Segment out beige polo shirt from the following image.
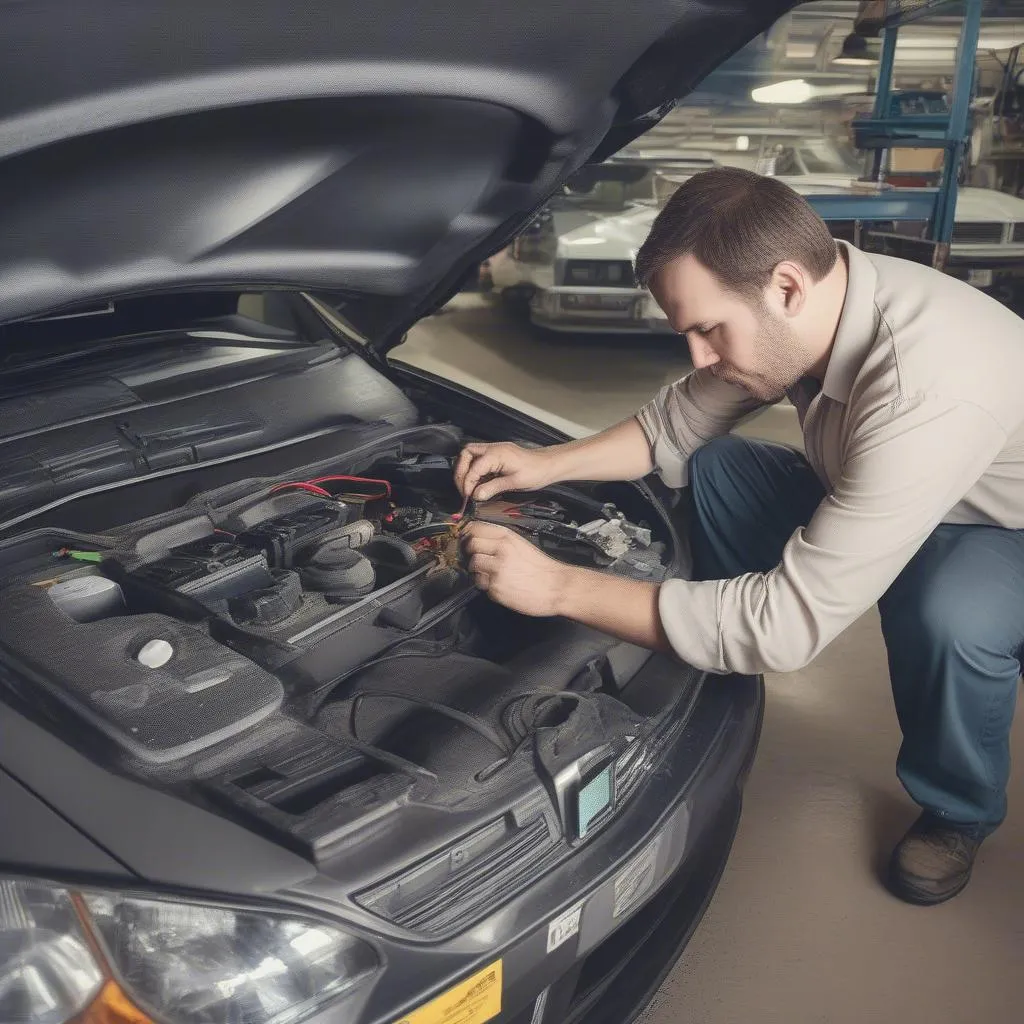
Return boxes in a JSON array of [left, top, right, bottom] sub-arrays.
[[635, 241, 1024, 675]]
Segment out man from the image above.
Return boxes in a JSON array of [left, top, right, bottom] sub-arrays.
[[456, 166, 1024, 906]]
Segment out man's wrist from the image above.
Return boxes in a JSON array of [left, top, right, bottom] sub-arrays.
[[552, 563, 595, 619], [538, 444, 573, 487]]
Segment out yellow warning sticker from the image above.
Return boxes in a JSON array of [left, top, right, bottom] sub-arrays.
[[394, 960, 503, 1024]]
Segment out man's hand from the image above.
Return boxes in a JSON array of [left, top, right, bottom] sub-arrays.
[[453, 419, 655, 502], [454, 442, 555, 502], [462, 521, 571, 616], [462, 521, 672, 653]]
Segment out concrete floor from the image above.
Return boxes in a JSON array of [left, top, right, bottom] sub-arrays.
[[400, 296, 1024, 1024]]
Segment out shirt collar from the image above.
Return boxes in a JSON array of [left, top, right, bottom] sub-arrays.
[[820, 240, 879, 404]]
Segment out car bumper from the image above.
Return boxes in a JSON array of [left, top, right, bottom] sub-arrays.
[[945, 252, 1024, 290], [534, 674, 762, 1024], [529, 287, 677, 334], [318, 667, 763, 1024]]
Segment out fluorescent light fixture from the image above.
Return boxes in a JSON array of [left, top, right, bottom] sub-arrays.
[[736, 135, 750, 151], [751, 78, 813, 104], [751, 78, 869, 105]]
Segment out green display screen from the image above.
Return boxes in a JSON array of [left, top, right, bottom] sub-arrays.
[[577, 765, 613, 838]]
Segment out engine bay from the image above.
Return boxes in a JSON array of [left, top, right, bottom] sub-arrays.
[[0, 435, 683, 863]]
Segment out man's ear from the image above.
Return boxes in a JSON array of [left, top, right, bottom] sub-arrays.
[[768, 260, 808, 319]]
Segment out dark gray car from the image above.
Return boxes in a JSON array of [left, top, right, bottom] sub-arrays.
[[0, 2, 796, 1023]]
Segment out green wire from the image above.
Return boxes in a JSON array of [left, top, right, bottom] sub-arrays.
[[53, 548, 104, 563]]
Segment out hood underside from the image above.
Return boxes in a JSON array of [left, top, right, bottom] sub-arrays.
[[0, 0, 796, 349]]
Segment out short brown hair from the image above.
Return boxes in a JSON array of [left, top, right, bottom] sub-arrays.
[[634, 167, 838, 295]]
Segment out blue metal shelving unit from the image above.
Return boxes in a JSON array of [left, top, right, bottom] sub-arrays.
[[803, 0, 984, 270]]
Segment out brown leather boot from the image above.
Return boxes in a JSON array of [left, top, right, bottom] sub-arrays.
[[887, 813, 984, 906]]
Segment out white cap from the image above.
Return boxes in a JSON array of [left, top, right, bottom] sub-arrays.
[[137, 638, 174, 669]]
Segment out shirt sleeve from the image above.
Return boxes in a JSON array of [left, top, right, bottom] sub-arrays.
[[635, 368, 764, 488], [657, 394, 1009, 674]]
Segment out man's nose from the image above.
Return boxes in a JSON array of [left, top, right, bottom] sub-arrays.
[[687, 334, 720, 369]]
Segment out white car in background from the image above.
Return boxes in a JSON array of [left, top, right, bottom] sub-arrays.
[[484, 154, 714, 334], [487, 140, 1024, 334]]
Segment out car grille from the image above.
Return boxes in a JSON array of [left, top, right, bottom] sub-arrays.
[[615, 739, 655, 801], [951, 222, 1005, 244], [355, 814, 564, 936], [504, 791, 744, 1024], [1013, 223, 1024, 243], [563, 259, 636, 288]]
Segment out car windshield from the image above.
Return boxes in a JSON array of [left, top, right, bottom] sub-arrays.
[[0, 291, 320, 374], [797, 140, 863, 175], [652, 172, 690, 207]]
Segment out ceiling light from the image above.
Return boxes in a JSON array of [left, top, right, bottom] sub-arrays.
[[750, 78, 868, 105], [833, 33, 879, 66], [751, 79, 814, 104]]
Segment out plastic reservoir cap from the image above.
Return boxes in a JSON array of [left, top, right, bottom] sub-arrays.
[[47, 575, 125, 622], [137, 638, 174, 669]]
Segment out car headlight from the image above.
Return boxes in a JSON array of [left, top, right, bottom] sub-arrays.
[[0, 878, 379, 1024]]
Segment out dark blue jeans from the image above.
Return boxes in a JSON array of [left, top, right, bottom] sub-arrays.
[[688, 435, 1024, 834]]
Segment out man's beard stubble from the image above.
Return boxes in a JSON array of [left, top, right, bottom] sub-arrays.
[[711, 306, 813, 404]]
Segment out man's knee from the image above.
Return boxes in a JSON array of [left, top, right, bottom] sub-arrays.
[[687, 436, 817, 580], [898, 586, 969, 652], [688, 436, 758, 543], [689, 435, 755, 486], [688, 435, 763, 512], [885, 565, 1021, 660]]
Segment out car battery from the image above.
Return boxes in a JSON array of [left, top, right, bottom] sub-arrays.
[[236, 501, 350, 568], [131, 536, 272, 604]]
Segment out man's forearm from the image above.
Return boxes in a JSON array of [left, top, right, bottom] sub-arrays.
[[543, 416, 654, 485], [554, 564, 672, 653]]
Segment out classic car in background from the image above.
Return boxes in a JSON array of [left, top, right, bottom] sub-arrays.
[[482, 156, 708, 334], [484, 139, 1024, 335]]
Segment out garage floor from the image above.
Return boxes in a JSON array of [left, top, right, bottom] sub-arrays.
[[399, 296, 1024, 1024]]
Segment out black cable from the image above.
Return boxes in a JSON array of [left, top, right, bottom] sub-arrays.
[[311, 719, 437, 782], [309, 634, 461, 714], [502, 690, 585, 744], [348, 689, 512, 755], [399, 522, 457, 542], [309, 584, 479, 711], [478, 690, 591, 783]]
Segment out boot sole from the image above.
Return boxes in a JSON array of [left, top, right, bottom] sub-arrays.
[[886, 863, 972, 906]]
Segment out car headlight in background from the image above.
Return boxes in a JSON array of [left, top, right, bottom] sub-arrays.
[[562, 260, 635, 287], [511, 211, 556, 264], [1, 878, 379, 1024]]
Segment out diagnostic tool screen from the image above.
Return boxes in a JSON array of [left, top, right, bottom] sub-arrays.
[[577, 764, 613, 838]]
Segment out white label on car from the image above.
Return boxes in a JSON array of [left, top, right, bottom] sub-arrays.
[[546, 900, 584, 953], [530, 987, 549, 1024], [612, 834, 662, 919]]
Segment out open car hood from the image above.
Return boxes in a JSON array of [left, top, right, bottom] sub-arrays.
[[0, 0, 796, 352]]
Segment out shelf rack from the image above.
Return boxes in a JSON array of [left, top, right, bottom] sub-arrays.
[[803, 0, 984, 270]]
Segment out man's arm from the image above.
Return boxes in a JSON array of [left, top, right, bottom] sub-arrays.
[[467, 395, 1009, 676], [542, 416, 656, 483], [656, 396, 1008, 674], [461, 520, 671, 651], [453, 417, 652, 502], [634, 367, 764, 488], [456, 368, 763, 500], [555, 568, 672, 653]]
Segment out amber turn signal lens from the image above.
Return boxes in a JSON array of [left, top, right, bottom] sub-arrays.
[[74, 980, 155, 1024]]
